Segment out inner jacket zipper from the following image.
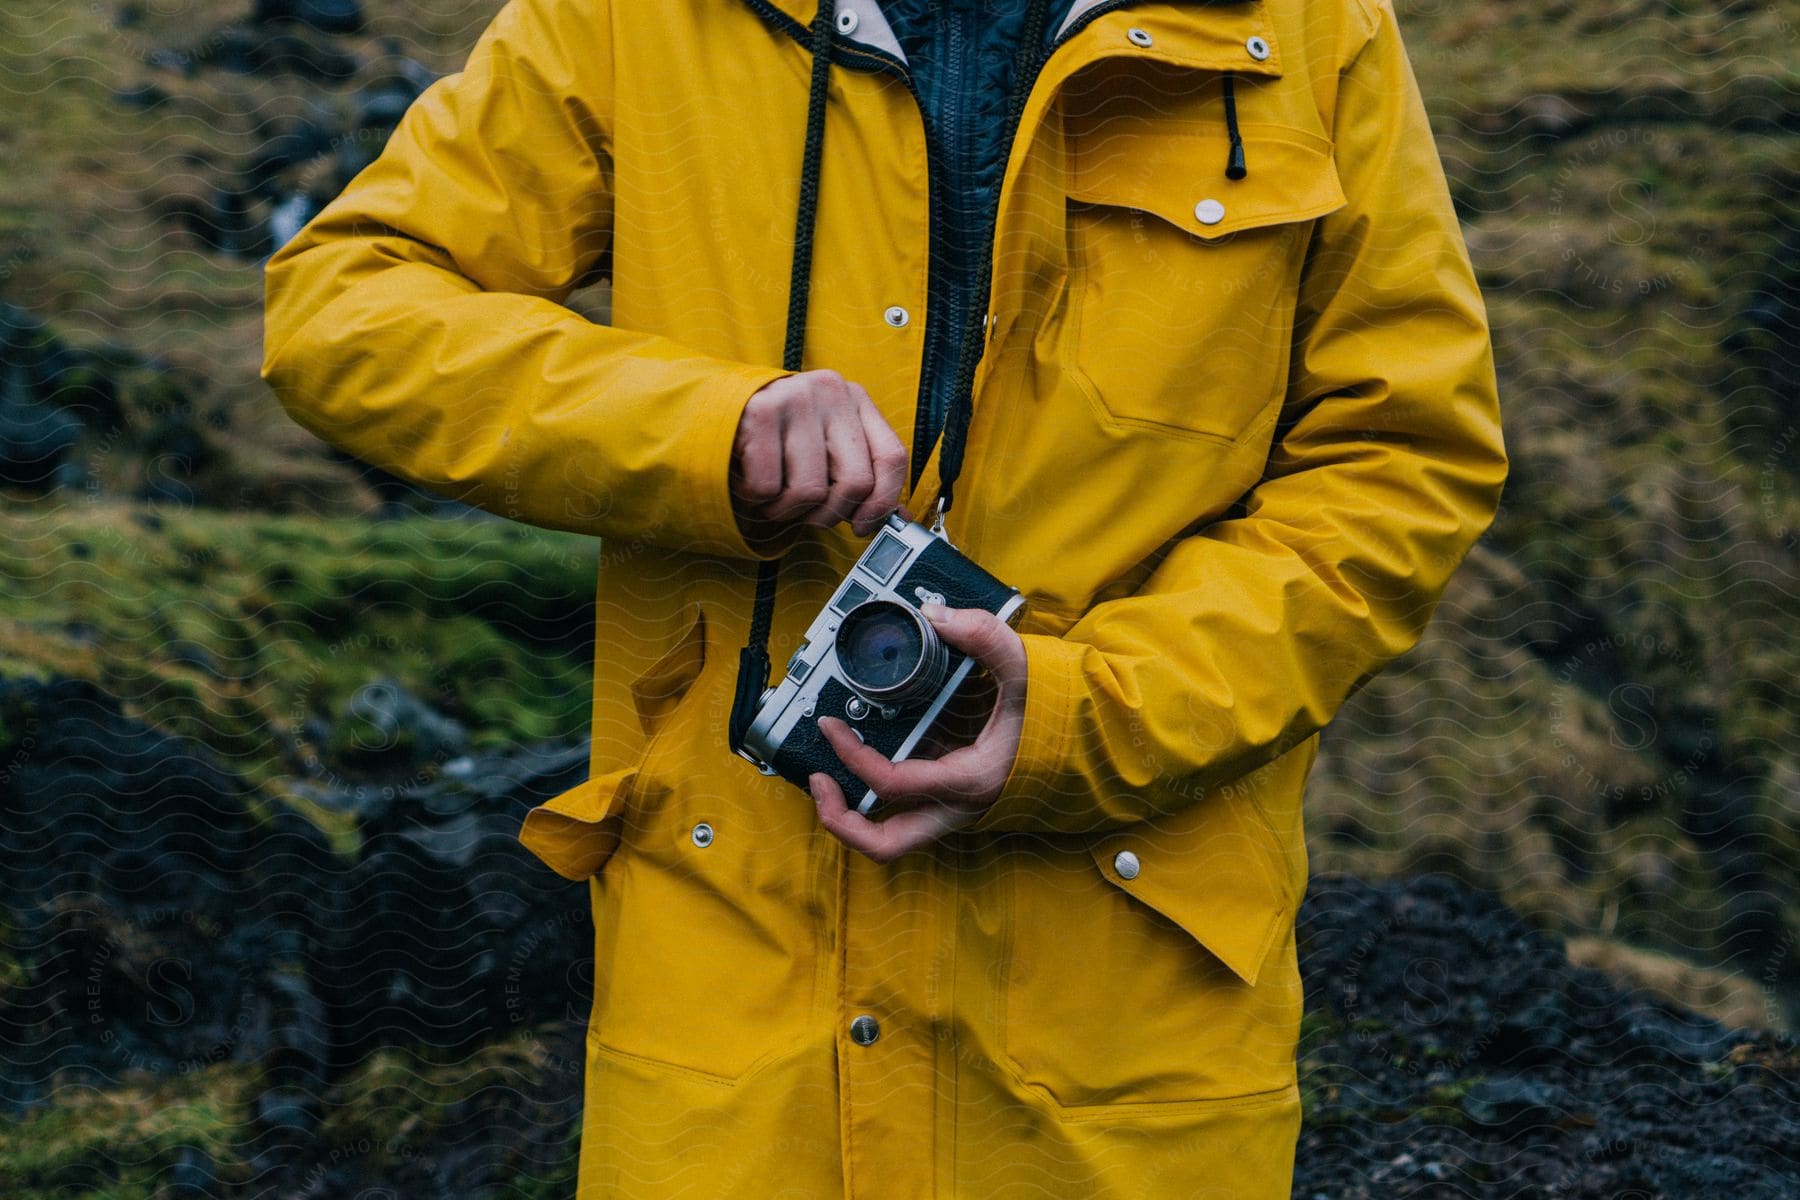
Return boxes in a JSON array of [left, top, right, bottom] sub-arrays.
[[910, 1, 974, 491]]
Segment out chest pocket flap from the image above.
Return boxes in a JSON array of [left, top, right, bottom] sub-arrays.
[[1066, 118, 1346, 240]]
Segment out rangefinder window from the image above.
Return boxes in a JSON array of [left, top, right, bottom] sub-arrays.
[[831, 579, 873, 614], [860, 531, 910, 583]]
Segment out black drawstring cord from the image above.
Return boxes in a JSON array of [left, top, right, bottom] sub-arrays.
[[782, 6, 836, 375], [1222, 71, 1247, 180], [730, 4, 837, 755]]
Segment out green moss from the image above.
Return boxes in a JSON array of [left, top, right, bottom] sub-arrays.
[[0, 502, 597, 800], [0, 1066, 255, 1197], [494, 1118, 582, 1200], [317, 1033, 578, 1188]]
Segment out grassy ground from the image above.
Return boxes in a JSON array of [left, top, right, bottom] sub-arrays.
[[0, 13, 1793, 1193]]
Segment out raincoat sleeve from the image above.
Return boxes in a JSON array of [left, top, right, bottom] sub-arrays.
[[260, 0, 793, 559], [971, 0, 1508, 834]]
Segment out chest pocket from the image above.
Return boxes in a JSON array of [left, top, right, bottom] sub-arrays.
[[1058, 79, 1347, 446]]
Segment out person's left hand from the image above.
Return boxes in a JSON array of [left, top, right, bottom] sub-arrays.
[[810, 603, 1027, 863]]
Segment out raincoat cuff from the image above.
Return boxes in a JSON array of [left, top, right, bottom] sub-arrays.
[[684, 363, 801, 561], [968, 631, 1084, 834]]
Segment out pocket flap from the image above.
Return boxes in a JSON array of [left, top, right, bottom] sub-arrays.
[[1087, 819, 1293, 987], [518, 767, 633, 881], [1067, 121, 1346, 241], [629, 607, 707, 732]]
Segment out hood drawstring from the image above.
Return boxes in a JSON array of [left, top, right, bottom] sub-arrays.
[[783, 5, 837, 375], [730, 3, 837, 756], [1222, 72, 1247, 180]]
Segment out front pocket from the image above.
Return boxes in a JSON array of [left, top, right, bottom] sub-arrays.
[[586, 604, 821, 1084], [1002, 829, 1299, 1110], [1058, 69, 1346, 445], [516, 605, 708, 881]]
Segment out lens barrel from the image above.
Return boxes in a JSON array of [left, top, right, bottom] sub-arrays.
[[836, 600, 948, 704]]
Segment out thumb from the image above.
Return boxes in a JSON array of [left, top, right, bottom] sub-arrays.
[[921, 603, 1024, 682]]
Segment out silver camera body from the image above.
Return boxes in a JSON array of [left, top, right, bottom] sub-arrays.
[[737, 513, 1024, 814]]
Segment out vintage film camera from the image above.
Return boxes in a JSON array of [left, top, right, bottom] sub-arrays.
[[736, 513, 1025, 814]]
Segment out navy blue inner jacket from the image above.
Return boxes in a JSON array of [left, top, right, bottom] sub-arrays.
[[878, 0, 1079, 485]]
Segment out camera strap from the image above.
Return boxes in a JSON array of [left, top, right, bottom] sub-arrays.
[[729, 0, 1057, 754]]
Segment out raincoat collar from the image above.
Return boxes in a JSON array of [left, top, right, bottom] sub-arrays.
[[743, 0, 1285, 81]]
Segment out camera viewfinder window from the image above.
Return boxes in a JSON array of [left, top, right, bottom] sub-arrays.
[[861, 532, 910, 583]]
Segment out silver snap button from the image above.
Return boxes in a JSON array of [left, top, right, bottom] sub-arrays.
[[1193, 198, 1226, 226], [849, 1014, 880, 1045], [883, 304, 910, 328], [1126, 26, 1153, 47], [836, 8, 859, 35], [1113, 850, 1141, 880], [845, 696, 869, 719], [1246, 35, 1271, 61], [691, 822, 715, 848]]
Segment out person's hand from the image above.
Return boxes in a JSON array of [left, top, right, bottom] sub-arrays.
[[730, 369, 908, 541], [810, 603, 1028, 863]]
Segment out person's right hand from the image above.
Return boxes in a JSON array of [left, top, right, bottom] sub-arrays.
[[729, 369, 909, 541]]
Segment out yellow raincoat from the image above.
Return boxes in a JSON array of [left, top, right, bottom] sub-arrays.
[[263, 0, 1506, 1194]]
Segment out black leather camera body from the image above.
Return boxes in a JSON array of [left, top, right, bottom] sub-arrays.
[[736, 513, 1024, 814]]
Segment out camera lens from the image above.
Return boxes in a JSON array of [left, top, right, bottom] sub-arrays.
[[836, 600, 947, 703]]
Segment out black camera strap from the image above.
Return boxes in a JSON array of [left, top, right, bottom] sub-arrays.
[[729, 0, 1056, 754]]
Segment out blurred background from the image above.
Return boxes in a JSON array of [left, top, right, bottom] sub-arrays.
[[0, 0, 1794, 1196]]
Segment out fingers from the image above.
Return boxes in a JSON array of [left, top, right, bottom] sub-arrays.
[[810, 399, 875, 530], [728, 369, 906, 537], [729, 393, 784, 510], [850, 383, 907, 536], [762, 406, 830, 524], [810, 771, 975, 864], [808, 606, 1030, 859], [818, 715, 990, 809]]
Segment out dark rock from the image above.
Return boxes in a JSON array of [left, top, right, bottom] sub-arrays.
[[0, 676, 255, 913], [0, 307, 174, 494], [1, 674, 593, 1111], [251, 0, 366, 36], [114, 81, 170, 110], [0, 390, 83, 489], [1459, 1076, 1566, 1127], [249, 121, 334, 185], [397, 810, 485, 867], [132, 385, 220, 504], [197, 23, 360, 82], [255, 1086, 318, 1136], [165, 1147, 221, 1199], [266, 191, 322, 253], [1293, 875, 1792, 1200], [0, 306, 122, 490], [183, 186, 266, 258], [351, 84, 414, 132], [329, 675, 469, 777]]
